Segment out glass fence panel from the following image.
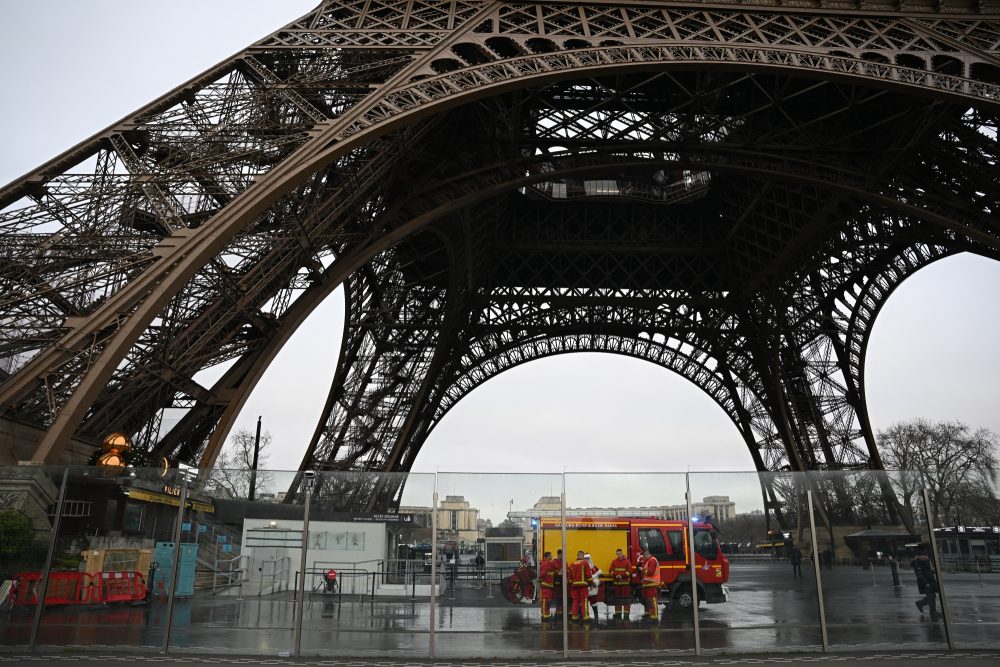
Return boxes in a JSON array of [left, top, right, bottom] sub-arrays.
[[431, 473, 563, 659], [691, 471, 823, 654], [812, 470, 947, 651], [158, 467, 304, 656], [564, 472, 694, 656], [29, 465, 189, 651], [295, 471, 435, 658], [929, 467, 999, 649], [4, 465, 995, 656], [0, 465, 66, 649]]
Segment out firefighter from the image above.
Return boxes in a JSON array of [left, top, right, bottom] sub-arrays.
[[568, 550, 594, 621], [538, 551, 557, 620], [631, 550, 643, 606], [610, 547, 633, 620], [551, 549, 564, 616], [641, 546, 661, 621]]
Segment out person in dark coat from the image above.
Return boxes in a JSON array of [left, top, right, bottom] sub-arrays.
[[789, 546, 804, 578], [911, 549, 939, 620]]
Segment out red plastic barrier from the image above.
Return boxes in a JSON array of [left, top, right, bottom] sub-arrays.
[[9, 571, 146, 606], [95, 571, 146, 603], [9, 571, 87, 606]]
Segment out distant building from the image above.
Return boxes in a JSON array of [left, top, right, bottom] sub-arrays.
[[663, 496, 736, 522], [509, 495, 736, 525], [400, 494, 481, 551], [398, 505, 433, 528]]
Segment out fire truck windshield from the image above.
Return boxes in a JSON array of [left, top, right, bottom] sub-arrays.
[[694, 529, 719, 560]]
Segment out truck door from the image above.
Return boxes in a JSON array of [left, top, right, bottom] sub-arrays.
[[665, 530, 685, 563], [693, 528, 720, 560], [637, 528, 668, 562]]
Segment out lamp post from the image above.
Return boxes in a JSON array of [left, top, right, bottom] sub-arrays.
[[249, 416, 261, 502]]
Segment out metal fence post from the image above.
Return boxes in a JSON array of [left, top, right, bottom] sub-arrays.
[[922, 488, 954, 649], [293, 475, 313, 656], [806, 489, 829, 652], [561, 473, 568, 659], [161, 478, 188, 654], [685, 473, 701, 655], [28, 466, 69, 651], [429, 487, 438, 658]]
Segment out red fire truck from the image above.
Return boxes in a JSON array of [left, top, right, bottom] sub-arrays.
[[536, 517, 730, 610]]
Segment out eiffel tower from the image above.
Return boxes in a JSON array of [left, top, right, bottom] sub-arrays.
[[1, 1, 998, 511]]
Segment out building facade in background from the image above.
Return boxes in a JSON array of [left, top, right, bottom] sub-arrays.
[[508, 495, 736, 531]]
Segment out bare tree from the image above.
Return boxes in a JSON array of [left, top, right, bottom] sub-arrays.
[[721, 511, 768, 550], [207, 429, 273, 499], [878, 419, 999, 526]]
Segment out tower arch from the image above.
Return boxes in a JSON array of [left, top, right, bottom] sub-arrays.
[[0, 2, 995, 503]]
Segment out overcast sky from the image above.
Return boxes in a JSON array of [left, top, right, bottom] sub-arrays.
[[2, 2, 998, 520]]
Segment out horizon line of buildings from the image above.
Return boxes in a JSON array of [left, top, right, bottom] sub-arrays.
[[398, 494, 738, 550]]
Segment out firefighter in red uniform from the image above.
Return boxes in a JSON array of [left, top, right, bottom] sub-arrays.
[[551, 549, 564, 616], [569, 550, 594, 621], [609, 548, 633, 620], [538, 551, 557, 620], [641, 546, 661, 620]]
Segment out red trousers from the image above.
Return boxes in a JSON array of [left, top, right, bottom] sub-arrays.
[[540, 585, 555, 618], [570, 586, 590, 619], [642, 586, 659, 619], [612, 583, 631, 613]]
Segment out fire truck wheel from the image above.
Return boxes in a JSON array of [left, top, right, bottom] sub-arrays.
[[671, 584, 695, 611]]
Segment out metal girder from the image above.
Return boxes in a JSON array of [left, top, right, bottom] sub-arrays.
[[0, 1, 996, 525]]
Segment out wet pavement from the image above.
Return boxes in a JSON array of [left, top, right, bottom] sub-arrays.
[[5, 651, 1000, 666], [1, 561, 996, 658]]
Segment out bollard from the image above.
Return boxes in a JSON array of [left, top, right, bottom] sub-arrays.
[[891, 559, 901, 587], [871, 562, 878, 587]]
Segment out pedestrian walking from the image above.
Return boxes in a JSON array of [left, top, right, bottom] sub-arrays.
[[911, 549, 939, 620], [474, 550, 485, 587], [790, 545, 804, 578]]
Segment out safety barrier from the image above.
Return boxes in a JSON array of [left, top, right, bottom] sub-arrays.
[[8, 571, 147, 606], [96, 570, 147, 603]]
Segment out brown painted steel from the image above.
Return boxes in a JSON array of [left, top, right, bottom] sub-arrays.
[[0, 2, 998, 519]]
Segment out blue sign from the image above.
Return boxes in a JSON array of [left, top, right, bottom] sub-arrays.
[[217, 535, 227, 543], [198, 525, 207, 534], [181, 522, 191, 531], [222, 544, 233, 553]]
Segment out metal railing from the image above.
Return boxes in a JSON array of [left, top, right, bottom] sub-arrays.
[[257, 556, 291, 595], [211, 554, 248, 594], [293, 567, 376, 602]]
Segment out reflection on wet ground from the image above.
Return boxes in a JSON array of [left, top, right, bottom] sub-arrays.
[[1, 562, 995, 657]]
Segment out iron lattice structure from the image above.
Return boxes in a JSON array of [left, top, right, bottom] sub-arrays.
[[1, 1, 999, 512]]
